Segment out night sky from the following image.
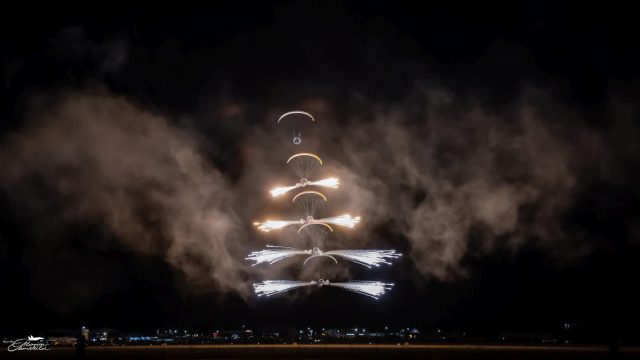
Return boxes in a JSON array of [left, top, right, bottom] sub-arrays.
[[2, 1, 640, 338]]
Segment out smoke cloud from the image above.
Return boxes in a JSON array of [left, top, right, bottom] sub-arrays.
[[0, 91, 252, 310], [318, 87, 603, 280]]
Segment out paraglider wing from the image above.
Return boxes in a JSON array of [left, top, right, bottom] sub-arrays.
[[292, 190, 328, 203], [287, 152, 323, 165], [277, 111, 315, 124], [297, 221, 334, 233]]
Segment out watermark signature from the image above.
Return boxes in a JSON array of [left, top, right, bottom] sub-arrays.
[[7, 336, 49, 352]]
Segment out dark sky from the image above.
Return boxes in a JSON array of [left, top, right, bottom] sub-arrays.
[[1, 1, 640, 337]]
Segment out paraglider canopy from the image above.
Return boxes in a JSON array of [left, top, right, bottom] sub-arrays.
[[292, 190, 328, 217], [277, 111, 315, 145], [286, 152, 323, 179]]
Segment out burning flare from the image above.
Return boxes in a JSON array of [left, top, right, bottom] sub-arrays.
[[254, 220, 302, 232], [317, 214, 360, 228], [254, 215, 360, 233]]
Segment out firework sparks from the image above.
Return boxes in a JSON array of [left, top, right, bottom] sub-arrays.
[[254, 220, 302, 232], [308, 177, 339, 188], [246, 245, 311, 265], [269, 177, 339, 197], [269, 185, 299, 197], [307, 249, 402, 268], [247, 246, 401, 268], [327, 281, 394, 299], [253, 280, 313, 297], [315, 214, 360, 228], [255, 215, 359, 233], [253, 279, 394, 299]]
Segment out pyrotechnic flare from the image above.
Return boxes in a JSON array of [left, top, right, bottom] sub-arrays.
[[270, 177, 339, 197], [253, 220, 302, 232], [318, 214, 361, 228], [254, 214, 360, 233], [253, 279, 393, 299], [246, 246, 401, 268]]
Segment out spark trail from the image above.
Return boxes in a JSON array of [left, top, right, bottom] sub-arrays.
[[253, 280, 394, 299], [254, 214, 360, 233], [246, 246, 401, 268]]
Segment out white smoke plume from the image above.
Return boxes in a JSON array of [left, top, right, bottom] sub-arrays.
[[0, 90, 252, 310]]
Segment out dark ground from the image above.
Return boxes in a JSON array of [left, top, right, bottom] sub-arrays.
[[2, 344, 640, 359]]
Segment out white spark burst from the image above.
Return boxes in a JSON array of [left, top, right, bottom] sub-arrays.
[[327, 281, 394, 299], [246, 246, 401, 268], [308, 249, 402, 268], [252, 279, 394, 299], [269, 177, 339, 197], [246, 246, 311, 265], [253, 280, 313, 297], [255, 214, 360, 233]]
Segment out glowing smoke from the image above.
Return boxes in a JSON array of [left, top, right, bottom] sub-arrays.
[[0, 91, 252, 310]]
